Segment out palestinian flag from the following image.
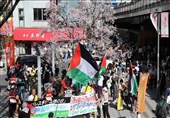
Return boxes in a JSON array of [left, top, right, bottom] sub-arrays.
[[129, 62, 138, 96], [67, 43, 99, 86], [25, 102, 36, 116], [99, 54, 107, 75]]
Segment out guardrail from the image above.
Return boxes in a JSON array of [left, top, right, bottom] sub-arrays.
[[114, 0, 170, 19]]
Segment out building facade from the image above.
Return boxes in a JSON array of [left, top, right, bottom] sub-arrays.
[[13, 0, 50, 57], [13, 0, 85, 58]]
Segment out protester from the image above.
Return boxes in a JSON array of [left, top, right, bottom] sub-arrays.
[[167, 94, 170, 107], [42, 63, 52, 85], [102, 87, 110, 118], [81, 83, 95, 96], [48, 112, 55, 118], [15, 94, 21, 112], [13, 111, 19, 118], [117, 79, 124, 110], [61, 77, 69, 95], [45, 87, 54, 101], [52, 78, 61, 97], [27, 88, 38, 102], [155, 95, 169, 118], [81, 82, 95, 118], [30, 78, 37, 92], [97, 75, 104, 98], [19, 102, 30, 118], [106, 72, 112, 97], [17, 72, 26, 101]]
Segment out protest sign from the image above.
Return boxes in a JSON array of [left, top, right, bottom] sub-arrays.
[[64, 90, 73, 97], [27, 95, 97, 117], [27, 97, 71, 118], [69, 94, 97, 116]]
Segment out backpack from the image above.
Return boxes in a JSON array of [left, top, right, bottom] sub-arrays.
[[156, 100, 168, 117]]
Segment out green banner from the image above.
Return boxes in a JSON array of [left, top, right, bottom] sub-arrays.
[[28, 95, 97, 118]]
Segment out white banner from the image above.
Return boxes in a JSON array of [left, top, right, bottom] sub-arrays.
[[150, 13, 158, 31], [161, 12, 169, 37]]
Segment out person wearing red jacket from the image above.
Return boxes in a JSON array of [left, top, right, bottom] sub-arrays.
[[61, 78, 69, 95]]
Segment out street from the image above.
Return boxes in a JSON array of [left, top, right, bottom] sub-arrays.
[[0, 67, 157, 118], [0, 64, 157, 118], [0, 75, 157, 118]]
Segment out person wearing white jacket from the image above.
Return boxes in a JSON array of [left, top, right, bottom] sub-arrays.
[[106, 72, 114, 97]]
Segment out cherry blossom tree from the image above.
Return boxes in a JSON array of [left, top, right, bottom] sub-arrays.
[[43, 0, 117, 62]]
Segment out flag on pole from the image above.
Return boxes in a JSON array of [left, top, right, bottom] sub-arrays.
[[150, 13, 158, 31], [161, 12, 169, 37], [99, 54, 107, 76], [129, 62, 138, 96], [67, 43, 99, 86]]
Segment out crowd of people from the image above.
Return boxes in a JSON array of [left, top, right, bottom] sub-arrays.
[[5, 39, 170, 118]]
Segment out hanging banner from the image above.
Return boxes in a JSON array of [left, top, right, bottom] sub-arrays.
[[161, 12, 169, 37], [4, 36, 15, 68], [150, 13, 158, 31], [137, 73, 149, 112], [69, 94, 97, 116]]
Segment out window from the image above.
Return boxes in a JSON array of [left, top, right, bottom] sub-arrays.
[[33, 8, 47, 21], [18, 8, 24, 27]]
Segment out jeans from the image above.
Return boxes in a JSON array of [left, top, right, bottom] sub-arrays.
[[18, 86, 25, 100]]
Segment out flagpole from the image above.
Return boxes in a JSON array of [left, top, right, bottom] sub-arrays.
[[157, 12, 160, 99]]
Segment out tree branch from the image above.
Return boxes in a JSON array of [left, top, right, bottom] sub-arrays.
[[0, 0, 20, 28]]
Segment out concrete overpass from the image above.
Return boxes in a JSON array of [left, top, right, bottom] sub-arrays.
[[114, 0, 170, 46]]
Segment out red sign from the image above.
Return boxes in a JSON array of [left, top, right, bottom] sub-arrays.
[[4, 36, 15, 67], [14, 28, 86, 41]]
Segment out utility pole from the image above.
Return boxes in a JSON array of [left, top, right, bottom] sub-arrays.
[[35, 44, 41, 98], [156, 9, 161, 99], [50, 0, 56, 77], [52, 44, 55, 76]]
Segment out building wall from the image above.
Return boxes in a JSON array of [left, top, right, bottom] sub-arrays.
[[13, 0, 49, 28]]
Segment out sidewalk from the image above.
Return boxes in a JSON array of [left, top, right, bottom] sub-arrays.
[[107, 88, 157, 118], [142, 88, 157, 117]]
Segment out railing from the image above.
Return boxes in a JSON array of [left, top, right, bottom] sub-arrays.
[[114, 0, 170, 18]]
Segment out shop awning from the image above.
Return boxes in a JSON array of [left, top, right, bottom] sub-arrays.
[[13, 28, 86, 41]]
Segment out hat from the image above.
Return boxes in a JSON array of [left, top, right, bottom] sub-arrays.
[[103, 87, 107, 92]]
